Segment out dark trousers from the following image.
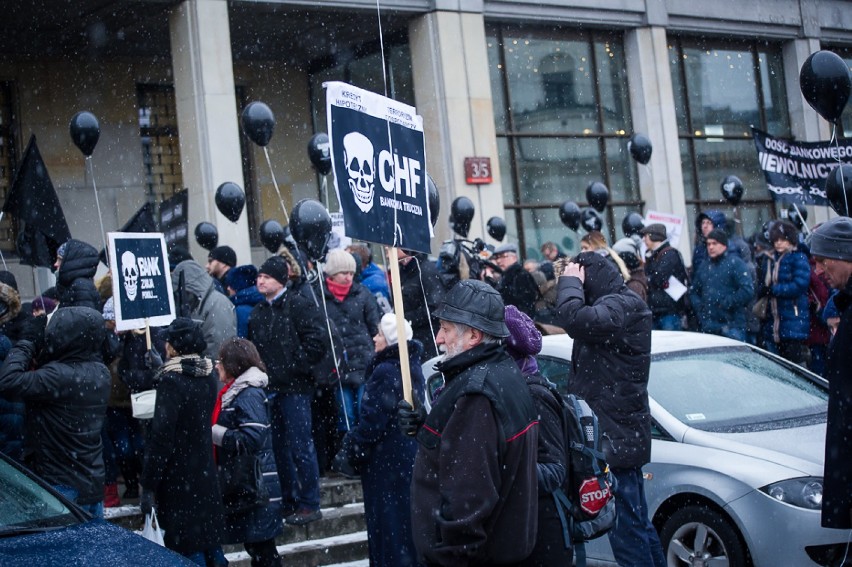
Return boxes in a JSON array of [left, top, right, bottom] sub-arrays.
[[608, 467, 666, 567]]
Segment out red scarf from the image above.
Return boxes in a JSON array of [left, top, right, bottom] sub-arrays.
[[326, 278, 352, 301], [212, 379, 234, 463]]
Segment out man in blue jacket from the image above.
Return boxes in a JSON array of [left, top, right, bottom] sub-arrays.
[[689, 228, 754, 341]]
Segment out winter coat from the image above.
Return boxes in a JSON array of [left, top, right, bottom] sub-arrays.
[[117, 328, 166, 393], [556, 251, 653, 468], [247, 288, 326, 395], [359, 262, 390, 302], [626, 266, 649, 304], [412, 341, 539, 566], [0, 307, 110, 504], [644, 241, 690, 317], [756, 249, 810, 343], [230, 286, 264, 339], [497, 262, 540, 319], [689, 251, 753, 335], [822, 278, 852, 529], [691, 210, 727, 275], [807, 265, 831, 347], [0, 309, 33, 345], [56, 239, 101, 310], [320, 281, 381, 387], [140, 355, 224, 555], [212, 367, 283, 545], [0, 334, 24, 461], [339, 341, 426, 567], [172, 260, 237, 358], [395, 253, 444, 360]]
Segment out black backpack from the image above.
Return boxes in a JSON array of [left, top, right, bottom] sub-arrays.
[[546, 384, 617, 567]]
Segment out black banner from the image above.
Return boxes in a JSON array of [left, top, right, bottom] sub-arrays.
[[108, 232, 175, 331], [752, 127, 852, 206]]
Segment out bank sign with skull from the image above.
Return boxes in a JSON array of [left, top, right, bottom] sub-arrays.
[[108, 232, 176, 332], [326, 81, 432, 254]]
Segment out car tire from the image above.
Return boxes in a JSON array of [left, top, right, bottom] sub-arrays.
[[660, 505, 748, 567]]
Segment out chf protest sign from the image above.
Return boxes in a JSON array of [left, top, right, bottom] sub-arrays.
[[752, 127, 852, 206], [108, 232, 175, 332], [325, 81, 432, 253]]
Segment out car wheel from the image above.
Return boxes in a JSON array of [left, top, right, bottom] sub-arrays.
[[660, 505, 748, 567]]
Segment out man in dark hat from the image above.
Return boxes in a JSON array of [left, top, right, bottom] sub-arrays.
[[402, 279, 539, 566], [641, 223, 690, 330], [810, 217, 852, 531], [247, 255, 328, 526], [489, 242, 539, 318], [206, 245, 237, 295]]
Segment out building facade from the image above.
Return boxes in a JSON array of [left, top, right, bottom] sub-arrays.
[[0, 0, 850, 296]]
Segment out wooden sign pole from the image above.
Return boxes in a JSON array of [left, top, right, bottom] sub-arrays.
[[387, 247, 413, 405]]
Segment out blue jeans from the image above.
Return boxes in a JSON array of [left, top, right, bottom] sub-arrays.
[[336, 383, 365, 432], [269, 392, 320, 511], [52, 485, 104, 519], [653, 313, 683, 331], [608, 468, 666, 567]]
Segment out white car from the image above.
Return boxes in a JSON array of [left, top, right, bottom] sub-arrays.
[[423, 331, 852, 567]]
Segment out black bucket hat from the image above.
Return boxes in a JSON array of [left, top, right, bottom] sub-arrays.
[[434, 279, 509, 338], [164, 317, 207, 356]]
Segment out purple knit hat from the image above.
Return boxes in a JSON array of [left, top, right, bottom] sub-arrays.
[[504, 305, 542, 360]]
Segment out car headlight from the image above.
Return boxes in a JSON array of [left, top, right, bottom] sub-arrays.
[[760, 478, 822, 510]]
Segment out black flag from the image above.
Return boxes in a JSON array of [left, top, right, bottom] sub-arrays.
[[98, 202, 159, 265], [3, 135, 72, 267]]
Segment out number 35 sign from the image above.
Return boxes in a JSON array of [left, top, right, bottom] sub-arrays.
[[464, 157, 492, 185]]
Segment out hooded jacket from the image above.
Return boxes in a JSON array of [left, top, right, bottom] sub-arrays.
[[692, 210, 727, 275], [556, 252, 653, 468], [56, 239, 101, 310], [172, 260, 237, 358], [0, 307, 110, 504], [689, 250, 754, 334]]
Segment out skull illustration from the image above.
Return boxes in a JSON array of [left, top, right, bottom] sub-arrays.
[[121, 250, 139, 301], [343, 132, 376, 213]]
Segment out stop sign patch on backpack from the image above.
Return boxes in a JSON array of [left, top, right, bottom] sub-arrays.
[[579, 477, 612, 516]]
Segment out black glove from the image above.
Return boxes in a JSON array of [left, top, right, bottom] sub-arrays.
[[330, 449, 360, 479], [20, 314, 47, 353], [143, 349, 163, 370], [140, 489, 155, 516], [397, 399, 426, 437]]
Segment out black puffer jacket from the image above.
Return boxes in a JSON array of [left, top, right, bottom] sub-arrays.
[[396, 253, 444, 359], [556, 252, 653, 468], [247, 287, 326, 395], [320, 281, 380, 386], [56, 239, 101, 310], [0, 307, 110, 504]]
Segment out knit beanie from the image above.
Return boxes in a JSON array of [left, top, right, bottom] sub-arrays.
[[809, 217, 852, 262], [706, 228, 729, 247], [164, 317, 207, 355], [0, 271, 18, 292], [324, 248, 356, 276], [208, 245, 237, 268], [379, 313, 413, 346], [504, 305, 542, 360], [225, 264, 258, 292], [258, 256, 289, 286], [167, 245, 193, 268], [32, 296, 57, 314]]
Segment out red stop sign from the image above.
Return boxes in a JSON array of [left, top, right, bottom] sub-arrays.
[[579, 477, 611, 516]]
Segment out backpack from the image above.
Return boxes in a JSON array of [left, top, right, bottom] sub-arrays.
[[546, 384, 617, 566]]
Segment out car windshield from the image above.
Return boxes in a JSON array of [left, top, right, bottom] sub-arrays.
[[649, 346, 827, 433], [0, 457, 79, 534]]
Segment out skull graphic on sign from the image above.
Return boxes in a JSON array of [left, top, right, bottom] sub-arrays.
[[121, 250, 139, 301], [343, 132, 376, 214]]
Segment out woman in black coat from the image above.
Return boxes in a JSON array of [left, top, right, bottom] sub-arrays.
[[212, 337, 283, 566], [332, 313, 425, 567], [140, 318, 225, 564]]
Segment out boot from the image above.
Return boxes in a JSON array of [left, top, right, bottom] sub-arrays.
[[103, 482, 120, 508]]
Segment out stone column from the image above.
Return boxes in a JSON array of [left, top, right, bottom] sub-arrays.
[[170, 0, 251, 263], [625, 26, 692, 263], [409, 7, 503, 246]]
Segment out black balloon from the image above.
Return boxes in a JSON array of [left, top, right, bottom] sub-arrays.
[[259, 219, 285, 253], [628, 134, 653, 165], [450, 196, 475, 238], [215, 182, 246, 223], [586, 182, 609, 212], [241, 102, 276, 147], [799, 51, 852, 124], [487, 217, 507, 241], [290, 199, 332, 261], [581, 207, 603, 232], [194, 222, 218, 251], [720, 175, 744, 206], [69, 111, 100, 157], [307, 133, 332, 175], [427, 175, 440, 228], [559, 201, 582, 231], [786, 204, 808, 231], [622, 212, 645, 237], [826, 164, 852, 217]]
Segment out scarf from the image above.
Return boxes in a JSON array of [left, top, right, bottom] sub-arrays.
[[326, 278, 352, 301], [211, 366, 269, 462], [152, 354, 213, 384]]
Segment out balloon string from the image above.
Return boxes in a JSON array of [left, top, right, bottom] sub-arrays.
[[263, 147, 290, 225], [375, 0, 389, 99], [414, 254, 439, 356], [320, 176, 329, 209], [315, 261, 350, 432], [832, 123, 849, 216], [87, 157, 108, 267], [0, 211, 6, 270], [791, 202, 810, 236]]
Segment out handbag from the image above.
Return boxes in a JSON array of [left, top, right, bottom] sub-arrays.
[[753, 296, 769, 320], [141, 509, 165, 546], [219, 453, 268, 512], [131, 390, 157, 419]]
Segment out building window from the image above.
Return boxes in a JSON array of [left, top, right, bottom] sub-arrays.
[[137, 85, 184, 203], [668, 37, 790, 238], [488, 26, 641, 259], [0, 82, 16, 253]]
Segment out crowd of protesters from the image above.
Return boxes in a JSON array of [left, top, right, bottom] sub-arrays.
[[0, 209, 843, 566]]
